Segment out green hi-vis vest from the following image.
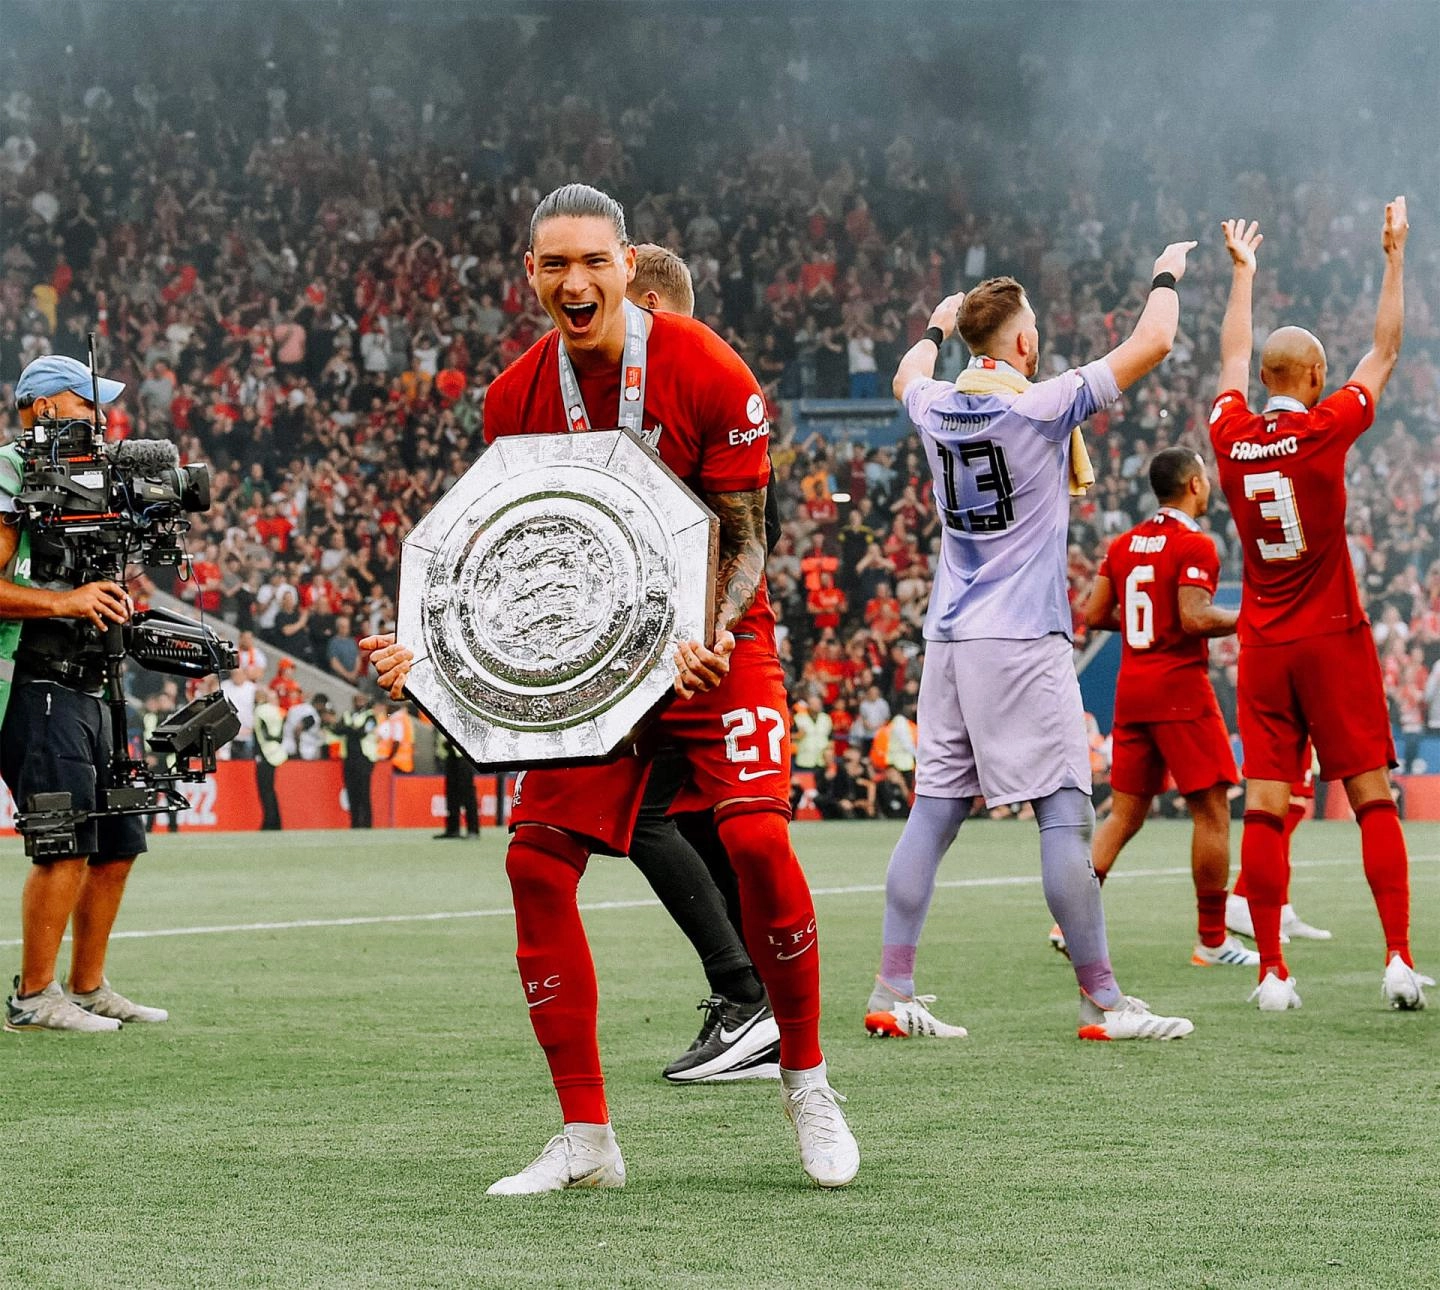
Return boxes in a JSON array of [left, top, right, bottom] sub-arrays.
[[340, 709, 380, 762], [0, 443, 33, 730], [253, 703, 289, 767]]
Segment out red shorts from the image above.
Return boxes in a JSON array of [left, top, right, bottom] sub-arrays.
[[1237, 625, 1395, 784], [508, 643, 792, 855], [1110, 708, 1238, 798]]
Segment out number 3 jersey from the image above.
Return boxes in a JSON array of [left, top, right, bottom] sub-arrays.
[[903, 358, 1121, 642], [1100, 509, 1222, 724], [1210, 383, 1374, 647]]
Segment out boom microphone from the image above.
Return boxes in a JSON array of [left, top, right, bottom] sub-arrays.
[[112, 440, 181, 470]]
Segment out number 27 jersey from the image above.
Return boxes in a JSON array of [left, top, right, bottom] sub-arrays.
[[1210, 383, 1374, 647]]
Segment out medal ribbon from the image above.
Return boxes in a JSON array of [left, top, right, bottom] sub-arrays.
[[556, 298, 649, 434]]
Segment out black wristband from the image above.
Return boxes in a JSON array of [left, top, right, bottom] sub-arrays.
[[1151, 272, 1178, 292], [923, 326, 945, 348]]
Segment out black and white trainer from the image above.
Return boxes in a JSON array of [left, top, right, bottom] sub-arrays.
[[663, 994, 781, 1083]]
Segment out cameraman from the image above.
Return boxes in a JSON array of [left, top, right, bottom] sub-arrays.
[[0, 357, 167, 1033]]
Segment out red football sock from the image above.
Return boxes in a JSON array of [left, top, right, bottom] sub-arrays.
[[1356, 799, 1411, 967], [1196, 888, 1227, 949], [1231, 868, 1248, 900], [716, 803, 823, 1071], [1241, 810, 1289, 981], [505, 826, 607, 1124]]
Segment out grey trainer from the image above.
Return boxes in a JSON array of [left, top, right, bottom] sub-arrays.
[[66, 977, 169, 1023], [6, 979, 122, 1033]]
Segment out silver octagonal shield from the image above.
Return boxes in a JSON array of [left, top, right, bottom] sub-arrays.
[[397, 430, 717, 768]]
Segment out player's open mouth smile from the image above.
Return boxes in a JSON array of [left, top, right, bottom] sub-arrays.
[[561, 302, 599, 333]]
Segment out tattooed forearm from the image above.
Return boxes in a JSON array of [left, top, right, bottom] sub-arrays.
[[706, 486, 767, 636]]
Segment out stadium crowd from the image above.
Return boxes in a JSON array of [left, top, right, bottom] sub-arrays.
[[2, 5, 1438, 804]]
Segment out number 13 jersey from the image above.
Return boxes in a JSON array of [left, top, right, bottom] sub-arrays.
[[1210, 383, 1374, 647], [902, 358, 1121, 642], [1100, 509, 1221, 724]]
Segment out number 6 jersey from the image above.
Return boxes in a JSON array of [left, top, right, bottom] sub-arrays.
[[902, 357, 1121, 642], [1100, 508, 1222, 724], [1210, 383, 1374, 647]]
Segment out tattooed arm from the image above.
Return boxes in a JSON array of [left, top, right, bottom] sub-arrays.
[[671, 485, 766, 699], [708, 486, 768, 635]]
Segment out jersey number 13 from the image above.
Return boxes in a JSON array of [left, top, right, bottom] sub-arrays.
[[936, 441, 1016, 534]]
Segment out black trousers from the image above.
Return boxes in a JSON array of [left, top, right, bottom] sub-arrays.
[[256, 757, 282, 830], [344, 756, 373, 829], [628, 745, 752, 992], [441, 748, 479, 835]]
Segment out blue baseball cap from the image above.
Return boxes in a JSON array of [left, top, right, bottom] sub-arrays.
[[15, 355, 125, 407]]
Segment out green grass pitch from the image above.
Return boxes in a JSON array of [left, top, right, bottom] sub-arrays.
[[2, 820, 1437, 1290]]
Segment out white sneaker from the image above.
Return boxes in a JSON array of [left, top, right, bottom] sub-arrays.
[[1250, 972, 1302, 1012], [1224, 893, 1255, 939], [1047, 923, 1069, 958], [4, 979, 121, 1033], [1381, 955, 1434, 1011], [485, 1125, 626, 1196], [66, 977, 168, 1023], [864, 994, 968, 1039], [1226, 894, 1291, 943], [1077, 994, 1194, 1041], [1281, 905, 1332, 941], [781, 1063, 859, 1188], [1191, 936, 1261, 968]]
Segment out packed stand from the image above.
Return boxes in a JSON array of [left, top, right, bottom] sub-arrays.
[[1, 4, 1437, 792]]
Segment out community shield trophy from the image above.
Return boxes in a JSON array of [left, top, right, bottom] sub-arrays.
[[396, 429, 718, 768]]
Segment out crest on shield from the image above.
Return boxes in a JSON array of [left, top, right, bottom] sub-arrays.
[[396, 430, 717, 767]]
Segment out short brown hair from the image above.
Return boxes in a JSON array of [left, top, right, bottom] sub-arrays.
[[630, 244, 695, 317], [957, 276, 1027, 355]]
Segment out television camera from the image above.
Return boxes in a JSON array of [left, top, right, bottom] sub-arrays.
[[9, 344, 240, 857]]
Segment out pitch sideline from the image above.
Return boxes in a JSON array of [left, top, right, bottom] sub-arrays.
[[0, 854, 1433, 949]]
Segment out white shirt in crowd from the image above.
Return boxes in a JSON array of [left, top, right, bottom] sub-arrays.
[[220, 676, 257, 741], [282, 702, 327, 760]]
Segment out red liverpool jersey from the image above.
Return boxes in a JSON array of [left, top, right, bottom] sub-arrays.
[[482, 310, 777, 647], [1101, 509, 1222, 723], [1210, 383, 1374, 646]]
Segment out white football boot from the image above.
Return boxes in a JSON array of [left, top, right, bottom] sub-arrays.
[[1381, 955, 1434, 1011], [781, 1062, 859, 1188], [1191, 936, 1261, 968], [864, 979, 968, 1039], [1280, 905, 1332, 941], [1250, 972, 1302, 1012], [1227, 894, 1304, 943], [486, 1125, 626, 1196], [1225, 893, 1256, 939], [1077, 993, 1194, 1041]]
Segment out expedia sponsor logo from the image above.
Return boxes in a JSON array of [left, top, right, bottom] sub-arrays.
[[728, 422, 770, 447], [1230, 437, 1298, 461]]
